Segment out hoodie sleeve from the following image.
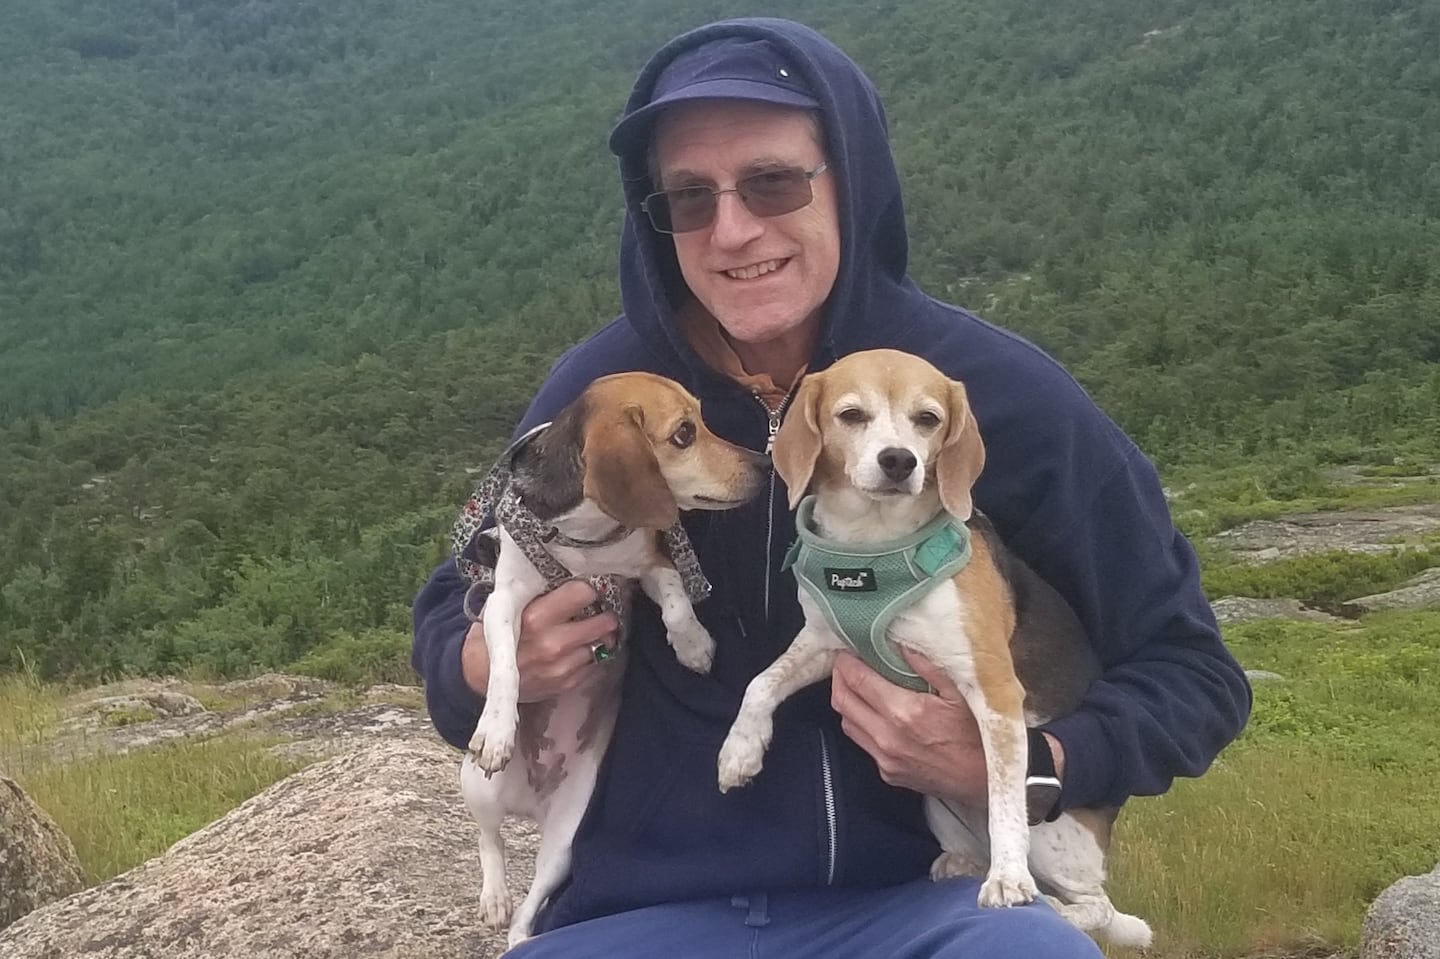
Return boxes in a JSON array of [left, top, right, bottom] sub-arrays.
[[1027, 439, 1253, 811], [953, 318, 1251, 812], [411, 557, 485, 750]]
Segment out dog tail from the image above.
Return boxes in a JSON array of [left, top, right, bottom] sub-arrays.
[[1097, 911, 1153, 949]]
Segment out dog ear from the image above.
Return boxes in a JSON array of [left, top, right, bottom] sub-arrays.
[[582, 406, 679, 529], [772, 375, 823, 509], [936, 379, 985, 521]]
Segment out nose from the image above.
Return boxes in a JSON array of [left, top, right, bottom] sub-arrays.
[[709, 191, 766, 248], [877, 447, 917, 482]]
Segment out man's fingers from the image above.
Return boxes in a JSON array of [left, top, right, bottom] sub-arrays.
[[520, 579, 600, 631]]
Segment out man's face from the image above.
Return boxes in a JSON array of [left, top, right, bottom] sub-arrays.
[[652, 100, 841, 353]]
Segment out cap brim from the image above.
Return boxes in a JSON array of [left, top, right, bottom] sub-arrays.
[[609, 78, 819, 157]]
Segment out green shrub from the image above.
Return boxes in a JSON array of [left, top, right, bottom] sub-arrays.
[[290, 628, 416, 687], [1204, 548, 1440, 607]]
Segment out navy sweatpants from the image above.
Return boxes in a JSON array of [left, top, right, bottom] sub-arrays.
[[506, 877, 1104, 958]]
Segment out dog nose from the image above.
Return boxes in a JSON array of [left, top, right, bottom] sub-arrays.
[[877, 447, 917, 481]]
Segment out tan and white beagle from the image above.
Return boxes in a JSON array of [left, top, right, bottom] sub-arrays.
[[460, 371, 767, 946], [715, 349, 1151, 947]]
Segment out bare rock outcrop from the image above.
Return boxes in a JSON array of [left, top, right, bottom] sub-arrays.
[[1210, 596, 1344, 625], [1342, 568, 1440, 616], [0, 775, 84, 931], [0, 739, 532, 958], [1208, 504, 1440, 563], [1362, 862, 1440, 959]]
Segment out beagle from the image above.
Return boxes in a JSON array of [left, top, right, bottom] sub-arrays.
[[715, 350, 1151, 947], [458, 371, 767, 946]]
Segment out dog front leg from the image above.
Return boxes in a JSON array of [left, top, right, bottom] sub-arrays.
[[931, 656, 1037, 908], [639, 563, 714, 674], [718, 621, 842, 792], [469, 585, 523, 773]]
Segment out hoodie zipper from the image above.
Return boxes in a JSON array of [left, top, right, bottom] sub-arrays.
[[755, 391, 788, 618], [818, 728, 838, 885], [753, 389, 835, 883]]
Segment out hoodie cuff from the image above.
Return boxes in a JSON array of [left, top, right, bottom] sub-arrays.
[[427, 621, 485, 750], [1038, 711, 1118, 812]]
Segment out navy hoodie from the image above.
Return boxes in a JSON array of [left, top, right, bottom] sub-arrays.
[[411, 17, 1251, 931]]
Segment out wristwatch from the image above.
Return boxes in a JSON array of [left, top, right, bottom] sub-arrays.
[[1025, 727, 1063, 826]]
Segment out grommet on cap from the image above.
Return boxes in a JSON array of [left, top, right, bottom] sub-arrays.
[[779, 67, 790, 77]]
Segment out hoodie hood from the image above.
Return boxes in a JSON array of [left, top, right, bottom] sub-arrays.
[[611, 18, 921, 393]]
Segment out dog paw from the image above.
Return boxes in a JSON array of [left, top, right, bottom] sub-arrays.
[[667, 621, 716, 674], [716, 731, 766, 792], [506, 924, 535, 950], [467, 726, 514, 775], [479, 886, 512, 929], [930, 850, 987, 881], [977, 869, 1039, 908]]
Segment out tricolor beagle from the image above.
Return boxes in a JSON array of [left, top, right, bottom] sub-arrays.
[[457, 371, 767, 946], [715, 350, 1152, 947]]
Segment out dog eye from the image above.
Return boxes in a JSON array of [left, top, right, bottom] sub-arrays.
[[837, 408, 869, 425], [670, 420, 696, 449], [912, 410, 942, 430]]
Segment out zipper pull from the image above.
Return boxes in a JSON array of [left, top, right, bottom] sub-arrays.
[[752, 388, 784, 456], [765, 408, 782, 455]]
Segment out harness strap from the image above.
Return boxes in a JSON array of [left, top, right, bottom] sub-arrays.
[[451, 427, 711, 641], [784, 496, 972, 691]]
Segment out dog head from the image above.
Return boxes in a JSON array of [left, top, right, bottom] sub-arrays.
[[567, 372, 768, 529], [772, 349, 984, 521]]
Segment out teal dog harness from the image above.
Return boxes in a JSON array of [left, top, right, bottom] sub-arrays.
[[782, 496, 973, 691]]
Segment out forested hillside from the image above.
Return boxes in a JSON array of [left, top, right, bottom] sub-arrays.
[[2, 0, 1438, 680]]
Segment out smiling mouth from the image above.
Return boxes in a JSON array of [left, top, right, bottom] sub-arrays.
[[724, 258, 788, 280]]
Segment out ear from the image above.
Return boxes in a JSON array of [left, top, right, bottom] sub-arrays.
[[936, 379, 986, 521], [581, 407, 679, 529], [772, 375, 824, 509]]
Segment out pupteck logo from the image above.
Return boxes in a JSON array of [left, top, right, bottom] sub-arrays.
[[825, 568, 877, 592]]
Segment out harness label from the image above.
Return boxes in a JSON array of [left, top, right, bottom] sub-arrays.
[[825, 567, 877, 592]]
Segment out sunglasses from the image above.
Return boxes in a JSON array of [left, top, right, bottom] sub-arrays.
[[641, 162, 829, 235]]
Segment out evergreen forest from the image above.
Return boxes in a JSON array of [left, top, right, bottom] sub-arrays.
[[2, 0, 1438, 682]]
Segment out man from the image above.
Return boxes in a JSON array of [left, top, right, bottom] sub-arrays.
[[412, 17, 1251, 957]]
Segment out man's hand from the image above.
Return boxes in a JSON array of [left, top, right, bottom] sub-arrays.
[[830, 649, 1064, 808], [461, 580, 620, 703]]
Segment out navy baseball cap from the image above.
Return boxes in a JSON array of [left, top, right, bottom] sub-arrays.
[[609, 37, 820, 157]]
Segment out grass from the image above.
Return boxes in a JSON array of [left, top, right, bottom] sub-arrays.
[[15, 738, 308, 884], [1106, 611, 1440, 957], [1, 670, 311, 884]]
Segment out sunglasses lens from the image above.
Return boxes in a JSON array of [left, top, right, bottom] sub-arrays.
[[664, 186, 717, 233], [738, 169, 813, 218], [645, 167, 820, 234]]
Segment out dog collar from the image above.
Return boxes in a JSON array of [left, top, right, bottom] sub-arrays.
[[783, 495, 972, 691], [451, 426, 712, 634]]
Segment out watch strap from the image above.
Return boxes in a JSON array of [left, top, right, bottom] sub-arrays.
[[1025, 727, 1063, 826]]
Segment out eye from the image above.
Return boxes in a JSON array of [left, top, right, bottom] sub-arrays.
[[837, 407, 869, 425], [912, 410, 942, 430], [670, 420, 696, 449]]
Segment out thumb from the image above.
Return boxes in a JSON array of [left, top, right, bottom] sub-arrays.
[[899, 647, 964, 701]]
